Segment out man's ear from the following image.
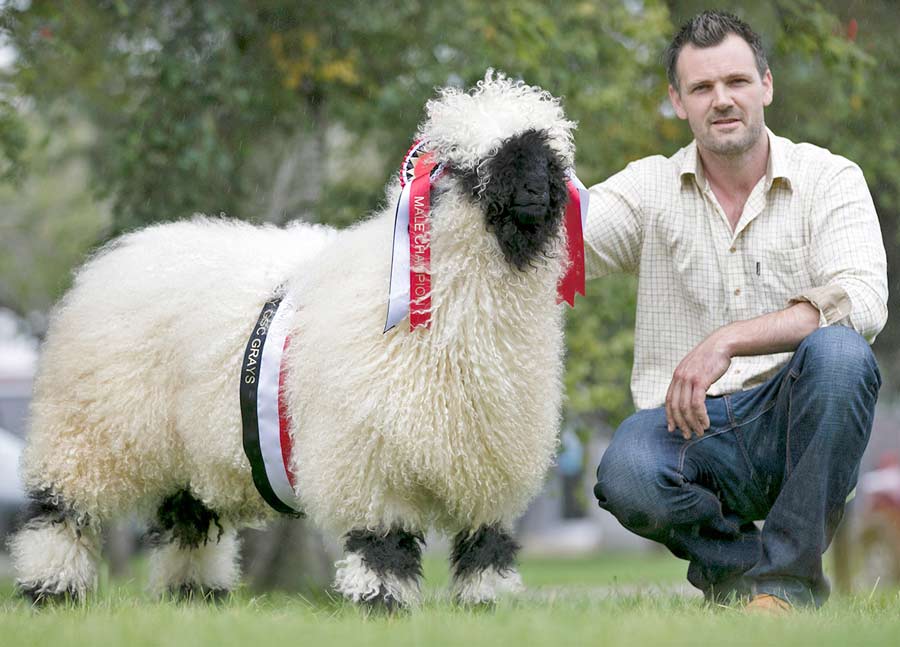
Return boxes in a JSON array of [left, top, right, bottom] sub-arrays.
[[668, 84, 688, 120], [762, 68, 774, 107]]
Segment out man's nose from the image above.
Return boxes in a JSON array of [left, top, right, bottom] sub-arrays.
[[712, 83, 734, 109]]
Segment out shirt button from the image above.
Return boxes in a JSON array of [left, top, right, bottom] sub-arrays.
[[734, 288, 741, 296], [729, 246, 737, 253]]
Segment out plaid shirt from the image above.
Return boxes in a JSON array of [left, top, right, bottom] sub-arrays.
[[584, 129, 888, 410]]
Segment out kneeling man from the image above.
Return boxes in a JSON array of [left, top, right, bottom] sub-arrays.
[[588, 11, 887, 609]]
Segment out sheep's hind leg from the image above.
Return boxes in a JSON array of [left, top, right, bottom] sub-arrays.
[[450, 523, 524, 605], [147, 490, 240, 602], [10, 489, 101, 605], [334, 527, 424, 611]]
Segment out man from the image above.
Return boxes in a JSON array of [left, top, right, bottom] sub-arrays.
[[588, 10, 887, 610]]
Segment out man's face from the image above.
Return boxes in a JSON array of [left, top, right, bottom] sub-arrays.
[[668, 34, 773, 157]]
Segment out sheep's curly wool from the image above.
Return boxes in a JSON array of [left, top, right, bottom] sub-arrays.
[[421, 72, 575, 179], [16, 72, 577, 602], [21, 220, 339, 523]]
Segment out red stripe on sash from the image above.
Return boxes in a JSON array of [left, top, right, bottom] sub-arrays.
[[278, 335, 295, 488]]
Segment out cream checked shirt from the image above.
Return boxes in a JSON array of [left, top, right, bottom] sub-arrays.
[[584, 129, 888, 410]]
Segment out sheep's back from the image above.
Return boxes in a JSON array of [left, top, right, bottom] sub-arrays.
[[23, 217, 336, 520]]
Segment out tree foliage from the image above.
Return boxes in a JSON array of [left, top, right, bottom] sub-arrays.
[[1, 0, 898, 424]]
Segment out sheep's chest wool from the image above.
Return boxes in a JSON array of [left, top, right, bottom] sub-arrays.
[[286, 187, 569, 536], [11, 71, 587, 610]]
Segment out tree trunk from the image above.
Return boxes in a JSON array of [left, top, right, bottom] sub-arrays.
[[265, 99, 326, 225]]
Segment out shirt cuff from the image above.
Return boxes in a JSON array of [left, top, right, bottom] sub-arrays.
[[788, 285, 851, 327]]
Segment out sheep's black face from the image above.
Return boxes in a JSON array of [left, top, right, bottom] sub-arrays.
[[458, 129, 569, 271]]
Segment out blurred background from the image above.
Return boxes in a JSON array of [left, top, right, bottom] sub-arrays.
[[1, 0, 898, 596]]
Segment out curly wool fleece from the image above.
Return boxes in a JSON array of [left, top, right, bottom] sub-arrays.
[[21, 72, 576, 541]]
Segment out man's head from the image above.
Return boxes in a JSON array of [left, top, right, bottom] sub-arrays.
[[664, 11, 773, 158]]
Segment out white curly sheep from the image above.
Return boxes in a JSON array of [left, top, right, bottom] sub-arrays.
[[10, 72, 582, 609]]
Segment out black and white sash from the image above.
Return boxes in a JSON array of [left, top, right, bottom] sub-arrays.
[[240, 295, 303, 515]]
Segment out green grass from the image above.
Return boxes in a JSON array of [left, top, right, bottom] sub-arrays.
[[2, 553, 900, 646], [422, 550, 688, 589]]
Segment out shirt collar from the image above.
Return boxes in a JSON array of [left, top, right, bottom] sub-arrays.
[[765, 127, 793, 190], [679, 127, 793, 192], [679, 139, 705, 189]]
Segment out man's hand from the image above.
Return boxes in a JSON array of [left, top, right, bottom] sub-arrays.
[[665, 332, 731, 439], [664, 302, 821, 440]]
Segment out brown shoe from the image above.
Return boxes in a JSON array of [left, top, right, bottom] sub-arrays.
[[744, 593, 792, 615]]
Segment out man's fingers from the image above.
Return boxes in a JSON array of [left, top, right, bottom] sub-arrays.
[[690, 383, 708, 436], [665, 383, 675, 433], [672, 381, 691, 439]]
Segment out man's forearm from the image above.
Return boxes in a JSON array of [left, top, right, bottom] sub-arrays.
[[712, 302, 821, 359], [664, 302, 822, 438]]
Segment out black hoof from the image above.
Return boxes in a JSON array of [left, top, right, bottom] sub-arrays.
[[455, 597, 497, 611], [18, 584, 79, 607], [169, 584, 230, 604], [361, 585, 405, 615]]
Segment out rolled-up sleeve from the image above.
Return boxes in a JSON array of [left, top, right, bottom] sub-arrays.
[[789, 162, 888, 341], [584, 162, 646, 279]]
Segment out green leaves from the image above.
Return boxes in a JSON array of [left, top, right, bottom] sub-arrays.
[[3, 0, 899, 410], [0, 97, 26, 182]]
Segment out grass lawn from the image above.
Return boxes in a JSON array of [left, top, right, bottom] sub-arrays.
[[2, 551, 899, 646]]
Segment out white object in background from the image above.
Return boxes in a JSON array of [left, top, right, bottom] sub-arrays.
[[0, 426, 25, 504]]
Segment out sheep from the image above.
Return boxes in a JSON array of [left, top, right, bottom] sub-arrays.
[[10, 71, 581, 609]]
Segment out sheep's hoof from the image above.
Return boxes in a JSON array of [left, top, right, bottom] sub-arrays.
[[454, 595, 497, 611], [18, 584, 79, 607], [361, 585, 406, 615], [169, 584, 230, 604]]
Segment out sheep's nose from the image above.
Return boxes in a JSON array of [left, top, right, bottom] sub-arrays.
[[516, 183, 550, 205], [511, 173, 551, 224]]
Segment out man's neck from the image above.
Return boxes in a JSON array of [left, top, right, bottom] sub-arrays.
[[698, 132, 769, 199]]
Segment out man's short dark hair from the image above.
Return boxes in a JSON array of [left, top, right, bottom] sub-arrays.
[[664, 10, 768, 91]]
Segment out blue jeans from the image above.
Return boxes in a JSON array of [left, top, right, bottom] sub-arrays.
[[593, 327, 881, 606]]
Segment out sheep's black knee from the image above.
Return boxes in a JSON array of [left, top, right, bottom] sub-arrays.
[[151, 490, 222, 549], [450, 523, 519, 580], [344, 527, 424, 582], [17, 488, 74, 528]]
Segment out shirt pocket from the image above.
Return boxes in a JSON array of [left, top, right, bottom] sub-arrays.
[[755, 246, 813, 313]]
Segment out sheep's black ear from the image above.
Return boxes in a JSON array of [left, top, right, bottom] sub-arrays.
[[465, 129, 568, 270]]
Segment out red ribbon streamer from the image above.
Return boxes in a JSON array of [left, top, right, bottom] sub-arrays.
[[408, 152, 436, 330], [558, 180, 586, 306]]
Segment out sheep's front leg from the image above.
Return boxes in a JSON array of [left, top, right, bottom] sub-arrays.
[[450, 523, 524, 605], [334, 526, 424, 611]]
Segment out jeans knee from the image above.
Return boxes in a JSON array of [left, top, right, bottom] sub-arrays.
[[594, 441, 672, 533], [797, 326, 880, 392]]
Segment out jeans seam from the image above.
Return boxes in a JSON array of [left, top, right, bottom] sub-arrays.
[[785, 370, 799, 478], [724, 395, 736, 426], [678, 399, 777, 495], [678, 427, 733, 474]]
